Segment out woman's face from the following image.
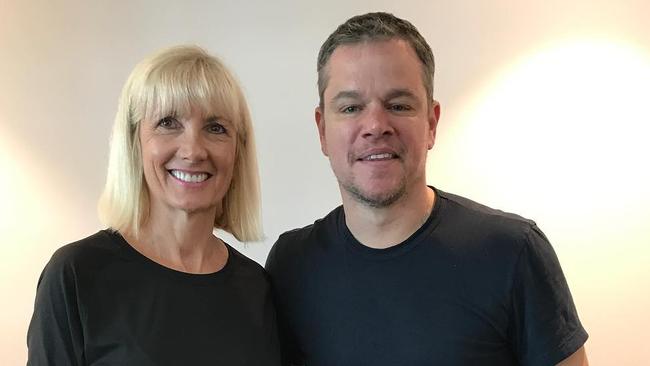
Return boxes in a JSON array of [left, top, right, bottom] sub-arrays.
[[139, 107, 237, 217]]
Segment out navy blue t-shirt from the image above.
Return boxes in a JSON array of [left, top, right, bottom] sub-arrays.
[[266, 188, 587, 366]]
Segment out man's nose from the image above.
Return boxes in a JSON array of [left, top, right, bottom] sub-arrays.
[[361, 105, 395, 139], [178, 130, 208, 161]]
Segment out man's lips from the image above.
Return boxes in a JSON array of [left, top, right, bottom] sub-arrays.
[[354, 148, 401, 162], [359, 152, 397, 161]]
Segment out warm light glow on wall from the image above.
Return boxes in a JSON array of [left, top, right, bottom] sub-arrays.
[[0, 132, 41, 363], [0, 133, 37, 267], [436, 37, 650, 363], [0, 140, 13, 235], [0, 130, 89, 364], [459, 38, 650, 211]]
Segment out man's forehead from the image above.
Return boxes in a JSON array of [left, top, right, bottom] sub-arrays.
[[323, 40, 426, 103], [328, 38, 415, 64], [325, 39, 421, 74]]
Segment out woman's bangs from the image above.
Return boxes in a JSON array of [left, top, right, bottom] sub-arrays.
[[142, 62, 240, 127]]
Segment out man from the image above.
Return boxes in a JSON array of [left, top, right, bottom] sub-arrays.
[[266, 12, 588, 366]]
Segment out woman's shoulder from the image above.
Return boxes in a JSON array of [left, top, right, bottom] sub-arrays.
[[223, 243, 269, 279], [33, 230, 121, 296], [46, 230, 121, 272]]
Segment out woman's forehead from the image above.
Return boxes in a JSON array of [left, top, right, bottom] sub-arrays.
[[146, 95, 236, 120]]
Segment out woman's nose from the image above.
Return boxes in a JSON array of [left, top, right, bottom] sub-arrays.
[[178, 130, 208, 162]]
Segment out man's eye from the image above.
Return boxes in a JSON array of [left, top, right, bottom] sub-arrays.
[[341, 105, 360, 114], [157, 116, 179, 129], [389, 104, 412, 112]]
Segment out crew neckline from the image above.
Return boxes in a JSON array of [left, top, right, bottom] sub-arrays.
[[340, 186, 444, 260], [104, 229, 234, 283]]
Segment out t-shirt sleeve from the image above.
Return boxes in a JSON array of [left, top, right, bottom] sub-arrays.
[[265, 238, 306, 366], [27, 250, 85, 366], [510, 224, 588, 366]]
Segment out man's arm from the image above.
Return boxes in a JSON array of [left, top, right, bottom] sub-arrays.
[[510, 224, 589, 365], [556, 346, 588, 366]]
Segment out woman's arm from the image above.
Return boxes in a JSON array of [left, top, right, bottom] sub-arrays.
[[27, 252, 85, 366]]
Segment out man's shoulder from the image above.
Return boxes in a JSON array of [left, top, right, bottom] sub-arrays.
[[266, 206, 342, 270], [435, 189, 543, 252], [438, 189, 536, 229], [276, 206, 342, 247]]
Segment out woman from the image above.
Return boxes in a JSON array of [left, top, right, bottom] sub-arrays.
[[27, 46, 281, 365]]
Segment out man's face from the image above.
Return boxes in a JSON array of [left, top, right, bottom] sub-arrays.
[[316, 39, 440, 207]]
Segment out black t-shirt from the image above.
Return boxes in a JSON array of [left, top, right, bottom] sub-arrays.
[[28, 230, 281, 366], [266, 188, 587, 366]]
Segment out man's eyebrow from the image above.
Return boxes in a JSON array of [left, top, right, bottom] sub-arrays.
[[330, 90, 361, 103], [385, 88, 420, 102]]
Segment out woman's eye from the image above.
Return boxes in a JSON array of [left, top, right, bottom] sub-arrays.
[[207, 122, 226, 134], [157, 116, 179, 129]]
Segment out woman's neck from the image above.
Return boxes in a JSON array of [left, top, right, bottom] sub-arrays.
[[124, 205, 228, 274]]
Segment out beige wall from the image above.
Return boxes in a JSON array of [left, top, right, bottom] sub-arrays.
[[2, 0, 649, 364]]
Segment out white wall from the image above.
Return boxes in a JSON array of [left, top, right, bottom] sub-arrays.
[[2, 0, 649, 364]]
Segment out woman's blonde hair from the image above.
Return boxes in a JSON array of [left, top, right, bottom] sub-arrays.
[[98, 45, 262, 241]]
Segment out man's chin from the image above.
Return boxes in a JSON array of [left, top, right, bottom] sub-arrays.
[[343, 183, 406, 209]]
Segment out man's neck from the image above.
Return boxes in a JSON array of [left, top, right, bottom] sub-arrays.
[[342, 185, 435, 249]]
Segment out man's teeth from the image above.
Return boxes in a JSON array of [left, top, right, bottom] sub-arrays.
[[364, 153, 394, 161], [170, 170, 209, 183]]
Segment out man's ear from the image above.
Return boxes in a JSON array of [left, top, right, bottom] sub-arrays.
[[315, 106, 328, 156], [427, 100, 441, 150]]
